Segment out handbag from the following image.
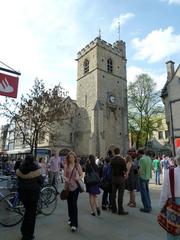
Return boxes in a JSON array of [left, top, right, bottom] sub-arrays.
[[84, 165, 100, 185], [157, 168, 180, 236], [60, 189, 69, 200], [76, 179, 86, 193], [60, 166, 75, 200]]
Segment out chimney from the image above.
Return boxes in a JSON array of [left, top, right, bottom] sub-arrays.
[[166, 60, 175, 81]]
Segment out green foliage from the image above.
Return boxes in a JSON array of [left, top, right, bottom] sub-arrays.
[[128, 74, 164, 148], [0, 78, 70, 157]]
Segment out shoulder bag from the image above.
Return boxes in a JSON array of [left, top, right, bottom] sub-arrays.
[[76, 179, 86, 193], [157, 168, 180, 236], [75, 164, 86, 193]]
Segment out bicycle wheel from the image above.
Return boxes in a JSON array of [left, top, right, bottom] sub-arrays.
[[43, 183, 57, 195], [39, 187, 57, 216], [41, 186, 57, 203], [0, 192, 24, 227]]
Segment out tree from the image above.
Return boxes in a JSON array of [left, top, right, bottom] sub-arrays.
[[128, 74, 164, 148], [0, 78, 70, 159]]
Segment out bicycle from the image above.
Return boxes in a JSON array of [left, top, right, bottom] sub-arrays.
[[0, 176, 23, 227], [0, 177, 57, 227]]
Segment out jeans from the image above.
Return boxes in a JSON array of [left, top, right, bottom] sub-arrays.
[[139, 177, 151, 211], [155, 170, 160, 184], [49, 171, 60, 192], [67, 188, 79, 228]]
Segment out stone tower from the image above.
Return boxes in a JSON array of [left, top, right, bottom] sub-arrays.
[[75, 37, 128, 157]]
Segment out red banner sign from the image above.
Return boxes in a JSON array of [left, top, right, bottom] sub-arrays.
[[0, 72, 19, 98], [175, 138, 180, 149]]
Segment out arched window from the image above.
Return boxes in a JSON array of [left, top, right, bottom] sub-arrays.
[[84, 59, 89, 74], [107, 58, 113, 73]]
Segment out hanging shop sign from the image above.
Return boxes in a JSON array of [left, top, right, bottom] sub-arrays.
[[175, 138, 180, 149], [0, 72, 19, 98]]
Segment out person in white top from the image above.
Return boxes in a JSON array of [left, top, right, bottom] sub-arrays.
[[95, 155, 99, 165], [159, 154, 180, 239], [39, 157, 47, 182], [48, 152, 61, 193], [160, 156, 170, 180]]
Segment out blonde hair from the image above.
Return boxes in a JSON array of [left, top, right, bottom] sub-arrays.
[[125, 155, 132, 163], [65, 151, 78, 166]]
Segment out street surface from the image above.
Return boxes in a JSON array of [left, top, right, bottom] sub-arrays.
[[0, 181, 165, 240]]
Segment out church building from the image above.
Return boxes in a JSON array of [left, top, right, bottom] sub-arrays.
[[1, 36, 129, 159]]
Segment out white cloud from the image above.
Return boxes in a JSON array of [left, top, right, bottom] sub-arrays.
[[132, 27, 180, 62], [0, 0, 84, 100], [162, 0, 180, 4], [127, 66, 167, 90], [111, 13, 135, 30], [127, 66, 143, 82]]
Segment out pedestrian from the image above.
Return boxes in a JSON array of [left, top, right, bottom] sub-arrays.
[[14, 157, 23, 171], [161, 155, 170, 180], [159, 154, 180, 239], [101, 156, 112, 210], [63, 151, 83, 232], [48, 152, 61, 193], [85, 154, 101, 216], [16, 155, 41, 240], [97, 157, 104, 179], [128, 148, 140, 192], [125, 155, 136, 207], [95, 155, 100, 165], [110, 147, 128, 215], [153, 156, 161, 185], [169, 157, 175, 168], [138, 148, 153, 213], [39, 157, 47, 183]]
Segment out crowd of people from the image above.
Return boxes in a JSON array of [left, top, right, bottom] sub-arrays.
[[6, 147, 180, 240]]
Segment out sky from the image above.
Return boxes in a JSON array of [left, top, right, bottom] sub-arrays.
[[0, 0, 180, 120]]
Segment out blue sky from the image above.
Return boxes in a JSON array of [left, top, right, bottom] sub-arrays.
[[0, 0, 180, 104]]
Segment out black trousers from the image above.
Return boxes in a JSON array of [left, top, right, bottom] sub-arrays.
[[19, 189, 40, 239], [102, 185, 112, 207], [67, 188, 79, 228], [111, 179, 125, 213]]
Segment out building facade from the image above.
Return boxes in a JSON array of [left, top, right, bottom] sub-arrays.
[[0, 37, 128, 158], [161, 61, 180, 155]]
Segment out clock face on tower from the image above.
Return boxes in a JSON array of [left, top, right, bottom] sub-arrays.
[[109, 95, 115, 104]]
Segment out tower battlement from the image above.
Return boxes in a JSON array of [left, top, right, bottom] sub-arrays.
[[77, 37, 126, 59]]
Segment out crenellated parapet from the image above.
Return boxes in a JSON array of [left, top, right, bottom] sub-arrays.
[[77, 37, 126, 60]]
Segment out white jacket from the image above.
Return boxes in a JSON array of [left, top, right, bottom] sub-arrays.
[[159, 166, 180, 208]]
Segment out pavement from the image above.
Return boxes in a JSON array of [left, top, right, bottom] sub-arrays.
[[0, 180, 165, 240]]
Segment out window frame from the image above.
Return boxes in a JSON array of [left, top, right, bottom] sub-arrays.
[[83, 59, 89, 75], [107, 58, 113, 73]]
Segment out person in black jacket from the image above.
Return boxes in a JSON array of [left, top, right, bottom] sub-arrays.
[[14, 157, 23, 171], [110, 147, 128, 215], [16, 155, 41, 240]]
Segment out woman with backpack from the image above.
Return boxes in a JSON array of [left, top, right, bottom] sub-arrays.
[[125, 155, 137, 207], [85, 154, 101, 216]]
